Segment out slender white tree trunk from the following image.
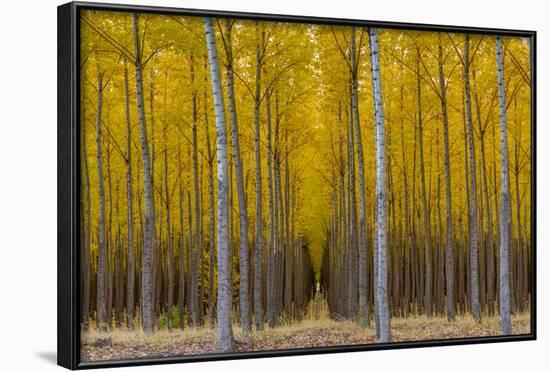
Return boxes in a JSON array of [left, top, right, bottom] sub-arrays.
[[204, 17, 235, 352], [369, 27, 391, 343], [496, 36, 512, 335], [132, 13, 154, 334]]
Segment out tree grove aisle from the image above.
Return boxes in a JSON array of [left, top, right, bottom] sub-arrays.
[[79, 10, 532, 360]]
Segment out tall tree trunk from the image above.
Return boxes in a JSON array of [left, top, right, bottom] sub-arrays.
[[514, 142, 523, 312], [203, 60, 217, 328], [224, 19, 252, 334], [137, 174, 144, 326], [284, 147, 293, 317], [492, 123, 501, 310], [351, 27, 368, 324], [437, 37, 455, 321], [347, 92, 358, 319], [204, 17, 235, 352], [417, 47, 432, 318], [149, 67, 159, 328], [132, 13, 154, 333], [274, 104, 284, 322], [513, 99, 524, 312], [163, 108, 173, 330], [95, 71, 107, 332], [187, 188, 193, 325], [388, 158, 399, 316], [178, 145, 185, 330], [399, 84, 411, 318], [253, 24, 264, 331], [106, 141, 114, 329], [371, 46, 380, 337], [411, 133, 421, 315], [81, 86, 91, 329], [463, 34, 481, 322], [190, 56, 201, 327], [114, 184, 123, 327], [124, 61, 136, 330], [461, 92, 472, 312], [496, 36, 512, 335], [369, 27, 391, 343], [199, 154, 205, 324], [337, 100, 348, 320], [266, 90, 277, 327], [474, 90, 495, 318]]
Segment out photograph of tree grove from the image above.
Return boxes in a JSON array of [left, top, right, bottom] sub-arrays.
[[79, 9, 532, 362]]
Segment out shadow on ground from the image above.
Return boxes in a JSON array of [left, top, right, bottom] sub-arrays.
[[36, 351, 57, 365]]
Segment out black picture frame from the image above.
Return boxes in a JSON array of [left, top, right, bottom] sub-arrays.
[[57, 1, 537, 369]]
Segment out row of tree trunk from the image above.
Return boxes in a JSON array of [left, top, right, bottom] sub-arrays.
[[80, 15, 316, 342], [321, 32, 529, 338]]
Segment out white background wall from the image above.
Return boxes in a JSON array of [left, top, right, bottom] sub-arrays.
[[0, 0, 545, 370]]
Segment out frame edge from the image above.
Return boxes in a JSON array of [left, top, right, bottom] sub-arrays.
[[58, 1, 79, 370], [63, 2, 537, 369]]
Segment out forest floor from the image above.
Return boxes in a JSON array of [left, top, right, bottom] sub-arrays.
[[81, 312, 530, 362]]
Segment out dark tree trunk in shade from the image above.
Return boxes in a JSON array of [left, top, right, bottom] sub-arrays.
[[95, 71, 107, 332], [496, 36, 512, 335], [224, 19, 252, 334], [463, 34, 481, 323], [124, 61, 136, 330]]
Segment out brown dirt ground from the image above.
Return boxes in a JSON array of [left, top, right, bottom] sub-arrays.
[[81, 313, 530, 362]]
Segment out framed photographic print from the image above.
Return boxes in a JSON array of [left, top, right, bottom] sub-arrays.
[[57, 1, 536, 369]]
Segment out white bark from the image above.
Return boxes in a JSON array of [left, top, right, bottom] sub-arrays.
[[204, 17, 235, 352], [132, 13, 154, 334], [369, 27, 391, 343]]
